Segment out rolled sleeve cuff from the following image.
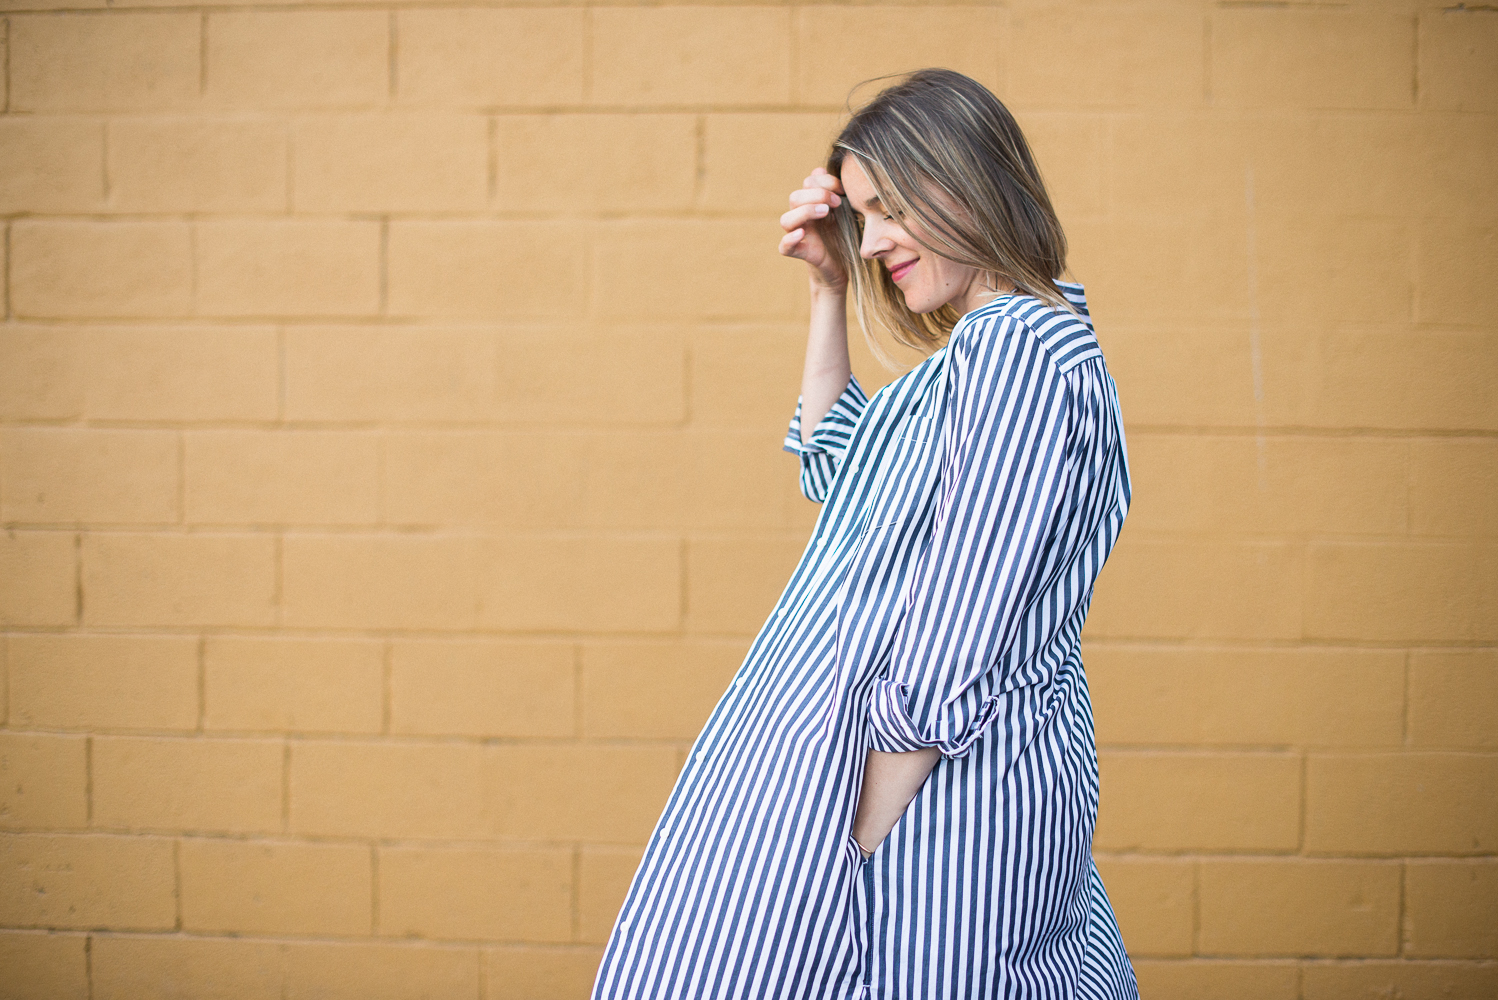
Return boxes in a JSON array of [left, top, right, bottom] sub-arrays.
[[782, 375, 869, 461], [866, 678, 1002, 760]]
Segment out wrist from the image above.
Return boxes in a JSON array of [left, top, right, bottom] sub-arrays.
[[808, 279, 848, 301]]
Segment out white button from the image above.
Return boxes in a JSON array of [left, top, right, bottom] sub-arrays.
[[696, 751, 707, 762], [736, 676, 745, 686], [776, 607, 787, 617]]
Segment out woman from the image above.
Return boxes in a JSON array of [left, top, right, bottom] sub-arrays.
[[593, 69, 1137, 1000]]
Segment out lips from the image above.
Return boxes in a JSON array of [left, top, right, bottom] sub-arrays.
[[888, 259, 916, 283]]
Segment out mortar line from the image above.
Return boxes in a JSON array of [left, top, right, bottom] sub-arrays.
[[196, 635, 207, 733], [487, 117, 498, 203], [199, 13, 208, 96], [100, 122, 111, 202], [1401, 650, 1412, 747], [369, 843, 380, 934], [571, 843, 583, 943], [378, 218, 389, 315], [285, 122, 295, 214], [3, 17, 11, 114], [173, 838, 183, 931], [84, 735, 94, 825], [74, 532, 84, 624], [176, 430, 186, 525], [693, 115, 706, 210], [581, 9, 594, 103], [1201, 14, 1212, 105], [1396, 860, 1408, 956], [276, 326, 287, 422], [388, 10, 398, 103], [381, 642, 393, 735], [4, 221, 11, 319], [281, 739, 292, 832], [572, 644, 584, 739]]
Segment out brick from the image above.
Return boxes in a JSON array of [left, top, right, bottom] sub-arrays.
[[0, 429, 179, 525], [0, 118, 104, 212], [1066, 216, 1249, 324], [82, 533, 276, 628], [284, 327, 497, 423], [107, 118, 287, 213], [0, 735, 87, 830], [0, 931, 88, 1000], [1254, 215, 1412, 325], [92, 736, 283, 834], [101, 328, 278, 421], [1409, 651, 1498, 750], [484, 947, 604, 998], [10, 221, 191, 319], [1405, 861, 1498, 958], [1211, 9, 1413, 109], [293, 114, 488, 212], [1417, 220, 1497, 326], [291, 741, 490, 840], [1301, 961, 1498, 1000], [1089, 323, 1262, 429], [378, 845, 571, 942], [581, 641, 743, 740], [196, 221, 381, 318], [701, 114, 844, 212], [282, 535, 479, 631], [1084, 541, 1304, 642], [1306, 543, 1497, 643], [1411, 439, 1498, 537], [1132, 961, 1299, 1000], [9, 12, 199, 112], [796, 7, 1002, 107], [205, 11, 387, 110], [1094, 751, 1300, 852], [688, 326, 807, 430], [389, 640, 573, 739], [675, 432, 812, 531], [1017, 113, 1105, 222], [1420, 9, 1498, 112], [204, 637, 383, 735], [592, 220, 806, 321], [0, 531, 76, 627], [1086, 647, 1404, 748], [185, 431, 379, 526], [0, 328, 84, 420], [284, 943, 480, 1000], [1124, 434, 1407, 538], [494, 114, 695, 212], [1008, 8, 1197, 109], [1307, 753, 1498, 855], [480, 537, 682, 633], [490, 331, 687, 426], [1105, 115, 1249, 222], [387, 222, 585, 320], [0, 834, 175, 930], [687, 536, 806, 635], [594, 8, 790, 106], [7, 635, 198, 732], [181, 838, 371, 936], [1199, 859, 1399, 957], [384, 432, 585, 529], [1091, 858, 1192, 958], [579, 845, 643, 944], [397, 9, 585, 108], [490, 745, 679, 842], [91, 935, 282, 1000]]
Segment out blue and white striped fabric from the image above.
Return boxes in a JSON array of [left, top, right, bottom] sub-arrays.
[[593, 282, 1137, 1000]]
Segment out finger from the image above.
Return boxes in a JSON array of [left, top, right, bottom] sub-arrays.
[[788, 187, 838, 209], [779, 203, 832, 232], [778, 229, 807, 257]]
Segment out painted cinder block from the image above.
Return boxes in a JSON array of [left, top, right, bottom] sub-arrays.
[[1301, 961, 1498, 1000], [0, 734, 88, 830], [484, 947, 605, 998], [489, 744, 679, 843], [1066, 215, 1250, 324], [1403, 861, 1498, 958], [184, 430, 381, 526], [1306, 753, 1498, 855], [1132, 961, 1299, 1000], [1198, 859, 1401, 957], [388, 640, 575, 739], [91, 935, 282, 1000], [283, 942, 481, 1000], [1251, 215, 1412, 325], [686, 535, 808, 636], [1305, 542, 1498, 643], [9, 12, 200, 112], [382, 431, 588, 529], [10, 221, 192, 319], [1093, 751, 1301, 852], [81, 533, 277, 628], [180, 838, 373, 936], [494, 114, 696, 213], [580, 641, 744, 740], [106, 118, 288, 213], [700, 114, 845, 213], [1408, 651, 1498, 750], [7, 634, 198, 732], [1410, 438, 1498, 538], [0, 931, 88, 1000], [292, 114, 489, 213], [195, 221, 382, 318], [1418, 9, 1498, 112], [1007, 8, 1197, 110], [0, 531, 76, 627], [80, 327, 280, 422], [0, 428, 180, 525], [1086, 646, 1405, 748], [1090, 858, 1193, 958], [91, 736, 284, 835], [0, 834, 176, 930], [204, 11, 388, 110], [687, 325, 807, 430], [592, 8, 791, 106], [0, 328, 84, 421], [203, 637, 383, 735], [386, 222, 587, 320], [377, 844, 573, 942], [0, 118, 104, 213], [290, 740, 491, 840], [1210, 9, 1414, 110], [473, 537, 682, 633], [1417, 219, 1498, 326], [397, 9, 586, 108], [579, 845, 645, 944]]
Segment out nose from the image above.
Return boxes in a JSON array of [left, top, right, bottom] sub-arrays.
[[859, 221, 893, 261]]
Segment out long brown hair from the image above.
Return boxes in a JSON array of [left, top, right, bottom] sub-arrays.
[[828, 69, 1069, 362]]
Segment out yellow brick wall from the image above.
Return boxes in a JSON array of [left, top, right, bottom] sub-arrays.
[[0, 1, 1493, 997]]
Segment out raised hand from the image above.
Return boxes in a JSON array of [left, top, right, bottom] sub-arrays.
[[778, 167, 848, 293]]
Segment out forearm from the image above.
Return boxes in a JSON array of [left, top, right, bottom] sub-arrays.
[[851, 747, 940, 855], [798, 283, 852, 443]]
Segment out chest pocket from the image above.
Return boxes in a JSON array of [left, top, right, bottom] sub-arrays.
[[860, 391, 945, 534]]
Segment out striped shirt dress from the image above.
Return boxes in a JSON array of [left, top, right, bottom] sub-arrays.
[[593, 282, 1139, 1000]]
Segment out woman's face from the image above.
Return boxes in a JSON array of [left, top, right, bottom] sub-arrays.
[[840, 158, 994, 317]]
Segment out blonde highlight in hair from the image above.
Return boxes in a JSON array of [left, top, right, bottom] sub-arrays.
[[827, 69, 1070, 365]]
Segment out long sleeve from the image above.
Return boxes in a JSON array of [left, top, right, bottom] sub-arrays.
[[782, 374, 869, 502], [865, 314, 1087, 759]]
